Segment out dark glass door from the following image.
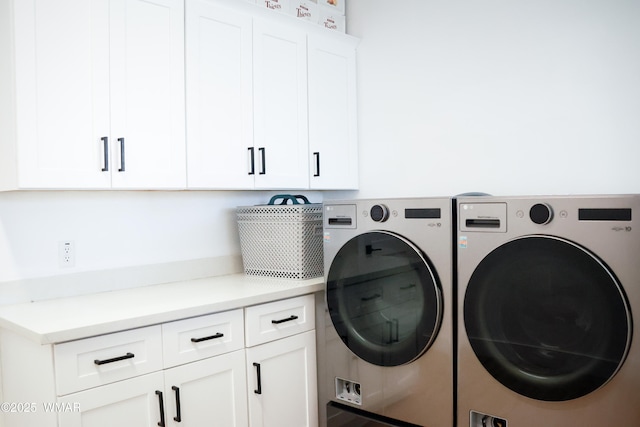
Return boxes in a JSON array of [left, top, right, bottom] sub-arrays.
[[326, 231, 443, 367], [464, 235, 632, 401]]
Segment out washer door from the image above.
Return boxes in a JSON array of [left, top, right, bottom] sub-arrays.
[[464, 235, 632, 401], [326, 231, 443, 366]]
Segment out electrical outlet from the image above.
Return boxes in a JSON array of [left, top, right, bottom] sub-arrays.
[[58, 241, 76, 268]]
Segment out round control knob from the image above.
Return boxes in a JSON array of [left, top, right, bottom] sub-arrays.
[[529, 203, 553, 225], [370, 204, 389, 222]]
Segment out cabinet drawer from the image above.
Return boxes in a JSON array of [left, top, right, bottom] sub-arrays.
[[162, 309, 244, 368], [245, 294, 315, 347], [54, 325, 163, 396]]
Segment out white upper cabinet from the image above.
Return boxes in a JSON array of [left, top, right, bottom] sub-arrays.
[[186, 1, 311, 190], [7, 0, 111, 189], [0, 0, 357, 191], [2, 0, 186, 190], [252, 18, 309, 190], [185, 0, 358, 190], [308, 34, 358, 190], [109, 0, 187, 189], [185, 0, 254, 189]]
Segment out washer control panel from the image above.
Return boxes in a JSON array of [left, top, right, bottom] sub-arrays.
[[370, 204, 389, 222], [529, 203, 554, 225], [324, 204, 357, 229], [459, 203, 507, 233]]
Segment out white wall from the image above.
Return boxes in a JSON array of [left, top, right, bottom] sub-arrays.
[[348, 0, 640, 198], [0, 191, 262, 279], [0, 190, 335, 303], [2, 0, 639, 303]]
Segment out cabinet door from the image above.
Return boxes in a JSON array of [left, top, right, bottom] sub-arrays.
[[185, 0, 254, 189], [253, 18, 309, 190], [163, 350, 248, 427], [308, 35, 358, 190], [58, 372, 165, 427], [109, 0, 186, 189], [246, 331, 318, 427], [13, 0, 111, 188]]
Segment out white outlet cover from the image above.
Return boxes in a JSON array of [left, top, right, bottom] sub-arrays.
[[58, 241, 76, 268]]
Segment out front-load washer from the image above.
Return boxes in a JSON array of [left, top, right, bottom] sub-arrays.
[[456, 195, 640, 427], [319, 198, 454, 427]]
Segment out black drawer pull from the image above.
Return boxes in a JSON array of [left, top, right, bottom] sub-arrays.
[[190, 332, 224, 343], [248, 147, 255, 175], [118, 137, 125, 172], [101, 136, 109, 171], [156, 390, 166, 427], [172, 386, 182, 422], [271, 315, 299, 325], [94, 352, 135, 365], [313, 151, 320, 177], [258, 147, 266, 175], [253, 362, 262, 394]]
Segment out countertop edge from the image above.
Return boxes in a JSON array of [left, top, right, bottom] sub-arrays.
[[0, 274, 325, 345]]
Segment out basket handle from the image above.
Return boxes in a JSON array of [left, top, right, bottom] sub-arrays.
[[268, 194, 311, 205]]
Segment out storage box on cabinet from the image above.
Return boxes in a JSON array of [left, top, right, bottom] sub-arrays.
[[53, 325, 163, 396], [162, 308, 244, 367]]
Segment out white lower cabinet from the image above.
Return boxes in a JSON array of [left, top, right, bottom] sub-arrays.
[[244, 294, 318, 427], [0, 296, 317, 427], [163, 350, 248, 427], [57, 372, 165, 427], [246, 330, 317, 427], [58, 350, 248, 427]]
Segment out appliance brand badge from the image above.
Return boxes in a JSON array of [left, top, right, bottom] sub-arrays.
[[611, 226, 632, 232], [459, 236, 468, 248]]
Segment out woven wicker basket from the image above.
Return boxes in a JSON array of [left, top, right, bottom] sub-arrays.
[[237, 195, 323, 280]]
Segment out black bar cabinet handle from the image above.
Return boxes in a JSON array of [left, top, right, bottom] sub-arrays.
[[118, 137, 125, 172], [172, 386, 182, 422], [271, 315, 298, 325], [361, 293, 381, 302], [393, 318, 399, 343], [248, 147, 255, 175], [253, 362, 262, 394], [190, 332, 224, 343], [94, 352, 135, 365], [156, 390, 166, 427], [313, 152, 320, 177], [101, 136, 109, 171], [258, 147, 266, 175]]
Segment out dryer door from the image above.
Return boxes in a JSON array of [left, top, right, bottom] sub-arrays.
[[326, 231, 443, 367], [464, 235, 632, 401]]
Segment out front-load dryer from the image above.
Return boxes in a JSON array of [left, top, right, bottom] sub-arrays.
[[456, 195, 640, 427], [319, 198, 454, 427]]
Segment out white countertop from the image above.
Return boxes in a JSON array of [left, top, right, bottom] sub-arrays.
[[0, 274, 324, 345]]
